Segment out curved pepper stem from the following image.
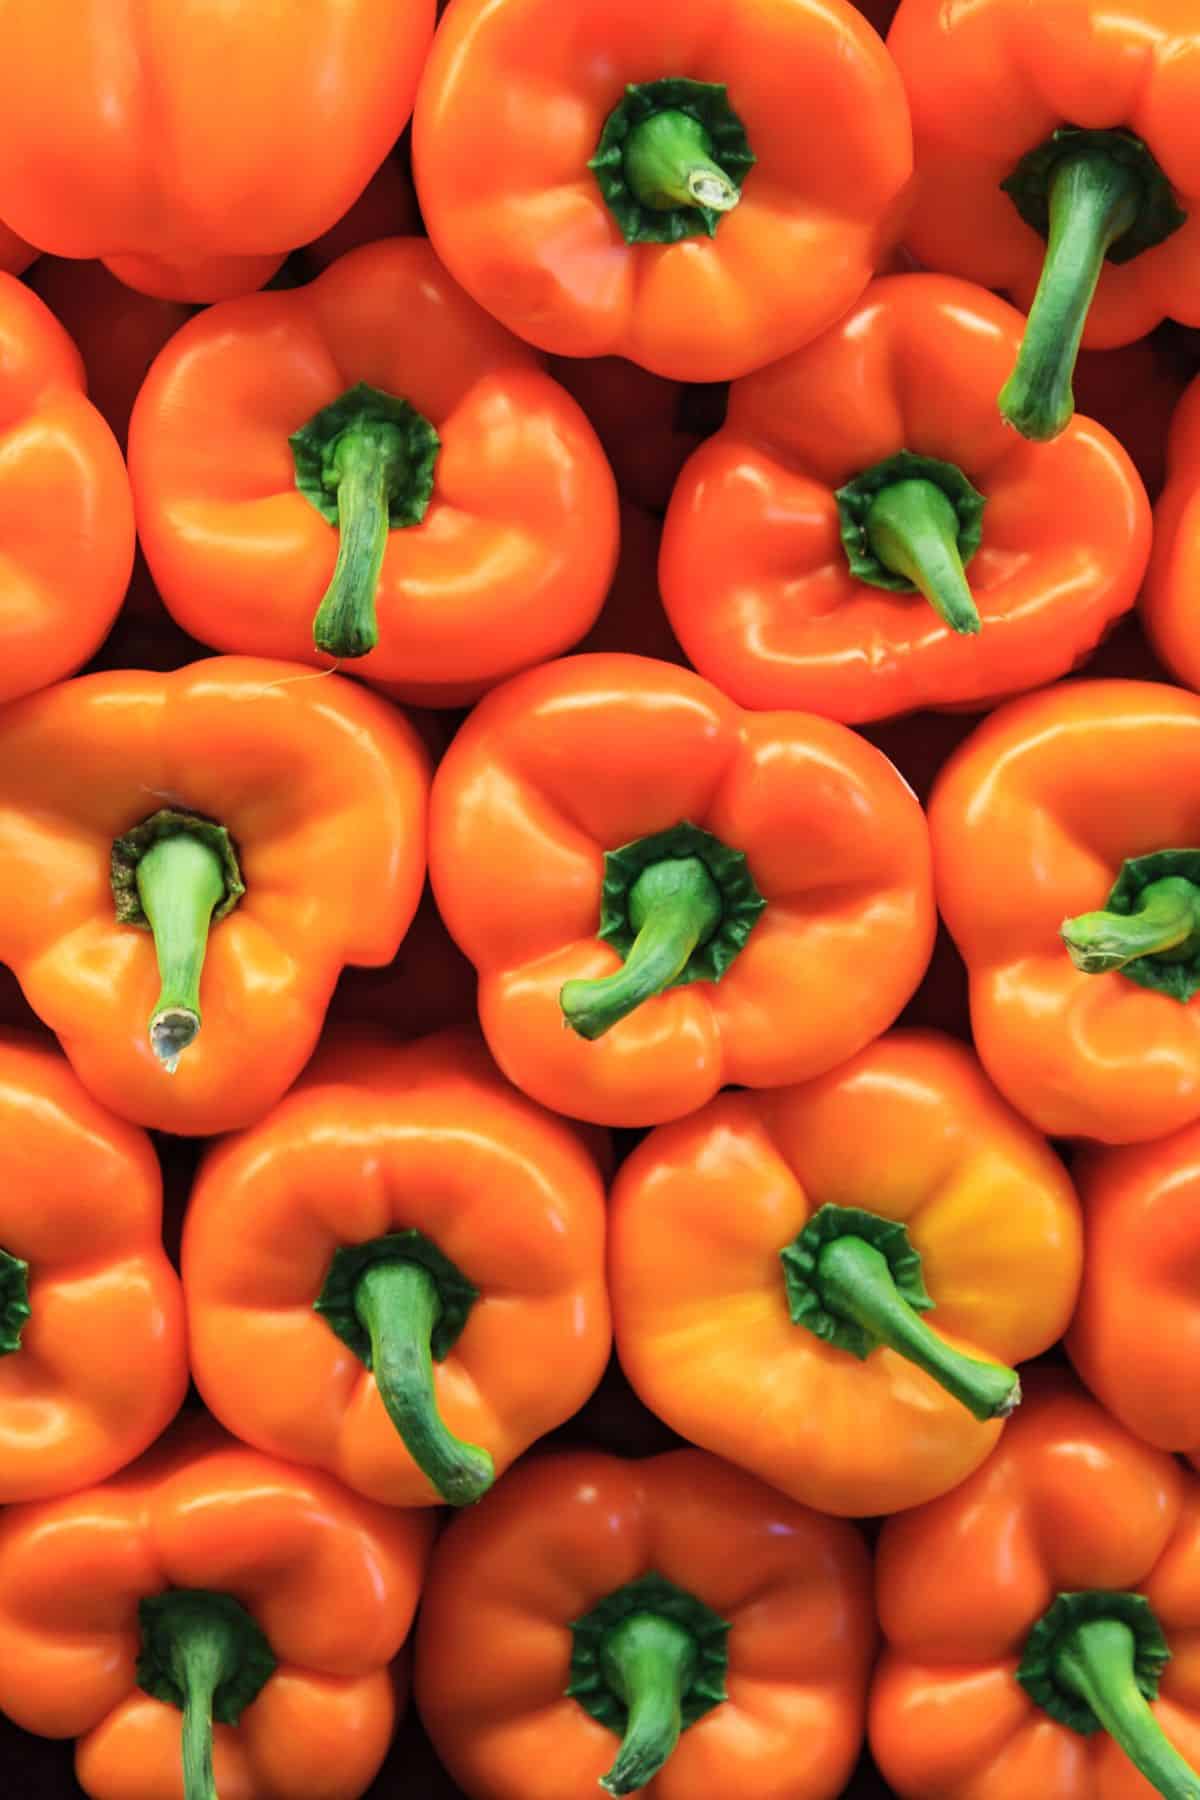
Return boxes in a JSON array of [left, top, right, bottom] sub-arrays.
[[136, 833, 227, 1074], [354, 1259, 493, 1507], [999, 150, 1140, 441], [560, 857, 723, 1041], [599, 1613, 698, 1797], [1061, 876, 1200, 976], [817, 1235, 1021, 1421], [623, 110, 740, 217], [312, 422, 411, 659], [1058, 1620, 1200, 1800], [865, 479, 981, 635]]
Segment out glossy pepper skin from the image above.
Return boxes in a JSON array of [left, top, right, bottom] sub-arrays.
[[413, 0, 912, 382], [183, 1027, 611, 1509], [660, 275, 1151, 722], [872, 1373, 1200, 1800], [0, 1031, 186, 1503], [129, 239, 619, 705], [930, 678, 1200, 1144], [0, 274, 135, 703], [416, 1448, 875, 1800], [611, 1031, 1081, 1517], [1143, 375, 1200, 688], [888, 0, 1200, 441], [0, 0, 434, 302], [430, 653, 934, 1127], [0, 656, 429, 1136], [0, 1417, 434, 1800]]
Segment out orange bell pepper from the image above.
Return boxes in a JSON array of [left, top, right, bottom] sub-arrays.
[[0, 0, 434, 302], [183, 1026, 610, 1509], [0, 1416, 434, 1800], [430, 653, 935, 1126], [1143, 373, 1200, 688], [0, 656, 429, 1136], [930, 678, 1200, 1143], [0, 219, 35, 277], [412, 0, 913, 382], [660, 274, 1151, 722], [303, 150, 422, 274], [611, 1030, 1081, 1516], [129, 239, 619, 704], [415, 1447, 875, 1800], [0, 274, 135, 703], [0, 1031, 186, 1503], [548, 358, 727, 514], [871, 1371, 1200, 1800], [888, 0, 1200, 441]]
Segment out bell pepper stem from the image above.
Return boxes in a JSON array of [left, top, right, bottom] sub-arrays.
[[353, 1260, 493, 1507], [999, 150, 1141, 441], [1061, 876, 1200, 975], [560, 857, 723, 1041], [599, 1613, 698, 1797], [622, 110, 739, 216], [165, 1604, 240, 1800], [1056, 1619, 1200, 1800], [312, 422, 409, 660], [865, 479, 981, 635], [135, 834, 227, 1075], [817, 1236, 1021, 1421]]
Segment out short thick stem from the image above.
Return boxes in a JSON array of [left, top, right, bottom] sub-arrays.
[[136, 834, 226, 1075], [599, 1614, 698, 1797], [623, 110, 739, 216], [865, 479, 981, 635], [1061, 877, 1200, 975], [312, 424, 408, 659], [817, 1236, 1020, 1421], [560, 857, 723, 1041], [1057, 1620, 1200, 1800], [999, 150, 1141, 440], [354, 1260, 493, 1507]]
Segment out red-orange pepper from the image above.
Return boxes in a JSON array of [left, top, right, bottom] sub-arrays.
[[0, 1416, 434, 1800], [660, 274, 1151, 721], [129, 239, 619, 704], [430, 653, 935, 1126]]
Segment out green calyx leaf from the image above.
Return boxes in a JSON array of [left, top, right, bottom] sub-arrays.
[[0, 1247, 30, 1356], [598, 821, 765, 987], [836, 451, 986, 596], [589, 78, 755, 246], [1081, 851, 1200, 1002], [111, 811, 244, 930], [290, 381, 440, 531], [568, 1572, 730, 1733], [1002, 127, 1186, 266], [137, 1589, 276, 1727], [780, 1204, 931, 1361], [314, 1229, 479, 1368], [1019, 1591, 1170, 1735]]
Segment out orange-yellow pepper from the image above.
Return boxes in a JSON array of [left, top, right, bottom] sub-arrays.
[[610, 1030, 1082, 1516], [0, 656, 429, 1135], [416, 1447, 875, 1800]]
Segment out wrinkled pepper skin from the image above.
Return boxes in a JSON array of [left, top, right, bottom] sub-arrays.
[[660, 275, 1151, 721], [430, 653, 935, 1127], [611, 1031, 1082, 1516], [0, 657, 429, 1136], [0, 0, 434, 301], [0, 274, 135, 703], [1069, 1121, 1200, 1460], [0, 1417, 434, 1800], [871, 1373, 1200, 1800], [413, 0, 913, 381], [129, 239, 619, 705], [183, 1027, 611, 1508], [416, 1448, 875, 1800], [0, 1032, 186, 1503], [1142, 375, 1200, 688], [930, 679, 1200, 1144]]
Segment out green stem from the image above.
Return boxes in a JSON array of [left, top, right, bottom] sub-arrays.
[[312, 423, 409, 659], [353, 1260, 493, 1507], [865, 480, 981, 635], [1061, 876, 1200, 976], [999, 150, 1141, 441], [599, 1614, 698, 1797], [623, 111, 739, 216], [817, 1236, 1020, 1421], [135, 834, 226, 1075], [1057, 1620, 1200, 1800], [160, 1607, 239, 1800], [560, 857, 723, 1041]]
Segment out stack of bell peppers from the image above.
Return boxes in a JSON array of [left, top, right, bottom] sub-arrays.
[[8, 3, 1200, 1799]]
